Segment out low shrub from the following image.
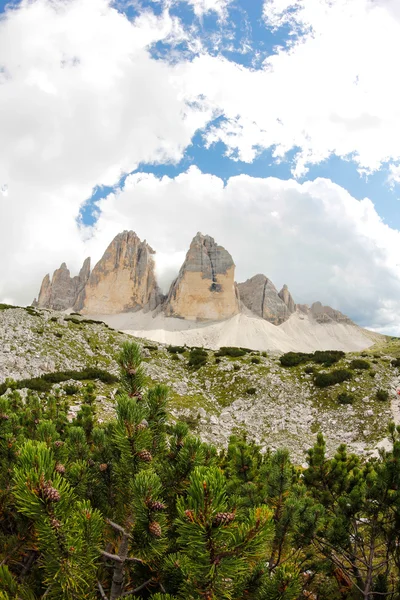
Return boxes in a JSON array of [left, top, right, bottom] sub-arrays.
[[369, 372, 376, 378], [349, 359, 370, 370], [314, 369, 353, 388], [250, 357, 260, 364], [171, 354, 180, 361], [280, 350, 345, 368], [215, 347, 247, 358], [376, 389, 389, 402], [304, 366, 315, 374], [50, 316, 58, 322], [312, 350, 345, 366], [215, 358, 221, 364], [280, 352, 312, 367], [54, 332, 63, 339], [246, 387, 257, 395], [261, 352, 267, 357], [0, 368, 118, 397], [391, 358, 400, 368], [337, 392, 354, 405], [65, 317, 81, 325], [0, 303, 16, 311], [233, 364, 241, 371], [167, 345, 186, 354], [144, 345, 158, 352], [188, 349, 208, 369], [64, 384, 80, 396]]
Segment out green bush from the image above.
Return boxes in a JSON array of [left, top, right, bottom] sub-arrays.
[[188, 348, 208, 369], [167, 345, 186, 354], [369, 372, 376, 378], [144, 345, 158, 352], [65, 317, 81, 325], [64, 384, 80, 396], [215, 347, 247, 358], [349, 359, 370, 370], [246, 387, 257, 395], [280, 352, 312, 367], [312, 350, 345, 366], [0, 368, 118, 397], [250, 357, 260, 364], [171, 354, 180, 361], [261, 351, 267, 357], [304, 366, 315, 374], [314, 369, 353, 388], [54, 332, 63, 339], [391, 358, 400, 368], [233, 364, 241, 371], [337, 392, 354, 405], [50, 316, 58, 322], [376, 389, 389, 402]]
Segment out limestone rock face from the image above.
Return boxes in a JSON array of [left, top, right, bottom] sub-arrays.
[[165, 233, 240, 321], [238, 274, 294, 325], [278, 284, 296, 314], [309, 301, 352, 324], [81, 231, 162, 315], [35, 259, 91, 311]]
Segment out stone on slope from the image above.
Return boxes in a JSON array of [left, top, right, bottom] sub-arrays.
[[165, 232, 240, 321], [237, 274, 294, 325], [35, 259, 91, 311], [81, 230, 163, 315]]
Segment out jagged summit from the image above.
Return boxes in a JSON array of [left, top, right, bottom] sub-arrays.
[[237, 274, 295, 325], [34, 257, 91, 311], [165, 232, 240, 320], [81, 230, 163, 315], [33, 230, 356, 333]]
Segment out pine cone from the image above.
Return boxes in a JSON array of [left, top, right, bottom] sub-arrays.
[[184, 509, 194, 521], [137, 419, 148, 431], [176, 439, 184, 449], [54, 440, 64, 448], [213, 512, 235, 526], [147, 500, 166, 511], [128, 368, 136, 376], [50, 518, 61, 529], [148, 521, 162, 538], [87, 458, 95, 467], [99, 463, 108, 472], [55, 463, 65, 474], [137, 450, 152, 463], [0, 413, 9, 420], [133, 392, 143, 401], [42, 482, 61, 503]]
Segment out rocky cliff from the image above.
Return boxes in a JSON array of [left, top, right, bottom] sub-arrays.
[[81, 231, 163, 315], [237, 274, 295, 325], [165, 233, 240, 320], [297, 301, 353, 324], [34, 258, 91, 311]]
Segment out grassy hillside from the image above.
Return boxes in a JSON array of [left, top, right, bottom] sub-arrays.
[[1, 304, 399, 462]]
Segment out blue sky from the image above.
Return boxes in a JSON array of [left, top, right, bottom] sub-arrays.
[[72, 0, 400, 229]]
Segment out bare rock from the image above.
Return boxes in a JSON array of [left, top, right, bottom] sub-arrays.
[[82, 231, 163, 314], [165, 233, 240, 321], [35, 259, 91, 311], [237, 274, 294, 325]]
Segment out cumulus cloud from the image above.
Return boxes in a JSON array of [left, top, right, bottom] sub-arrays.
[[176, 0, 400, 175], [0, 0, 213, 304], [86, 167, 400, 334]]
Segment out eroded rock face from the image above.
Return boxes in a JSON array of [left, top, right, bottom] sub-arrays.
[[237, 274, 295, 325], [278, 284, 296, 314], [35, 259, 91, 311], [309, 301, 353, 324], [165, 233, 240, 321], [81, 231, 163, 315]]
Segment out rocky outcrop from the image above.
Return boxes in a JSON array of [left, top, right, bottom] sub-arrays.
[[238, 275, 295, 325], [297, 301, 353, 324], [34, 259, 91, 311], [81, 231, 163, 315], [278, 284, 296, 314], [165, 233, 240, 321]]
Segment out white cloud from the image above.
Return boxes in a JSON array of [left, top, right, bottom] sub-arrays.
[[0, 0, 213, 304], [175, 0, 400, 176], [179, 0, 233, 17], [87, 167, 400, 334]]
